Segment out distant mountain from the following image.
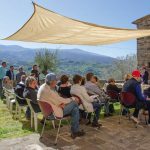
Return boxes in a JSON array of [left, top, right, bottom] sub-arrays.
[[0, 45, 116, 64]]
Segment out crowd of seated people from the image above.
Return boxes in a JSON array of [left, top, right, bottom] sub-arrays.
[[37, 73, 85, 139], [2, 60, 150, 139]]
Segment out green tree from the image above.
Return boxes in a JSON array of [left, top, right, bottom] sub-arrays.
[[35, 49, 58, 75], [111, 54, 137, 80]]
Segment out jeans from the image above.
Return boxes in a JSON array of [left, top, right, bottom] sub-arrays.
[[92, 101, 101, 124], [63, 101, 79, 133], [133, 100, 150, 123]]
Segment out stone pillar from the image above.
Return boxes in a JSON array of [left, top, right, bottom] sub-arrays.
[[133, 15, 150, 68]]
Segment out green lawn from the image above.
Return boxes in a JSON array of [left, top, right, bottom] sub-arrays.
[[0, 100, 33, 139], [0, 98, 121, 140]]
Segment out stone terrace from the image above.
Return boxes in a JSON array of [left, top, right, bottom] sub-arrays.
[[0, 116, 150, 150]]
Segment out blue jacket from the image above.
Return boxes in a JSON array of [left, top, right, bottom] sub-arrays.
[[122, 78, 145, 101]]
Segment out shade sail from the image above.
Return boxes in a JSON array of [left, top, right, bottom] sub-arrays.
[[4, 3, 150, 45]]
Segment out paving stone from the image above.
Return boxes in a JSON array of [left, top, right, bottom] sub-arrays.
[[1, 116, 150, 150]]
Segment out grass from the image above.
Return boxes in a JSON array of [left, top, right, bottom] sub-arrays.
[[0, 97, 121, 140], [0, 100, 33, 139]]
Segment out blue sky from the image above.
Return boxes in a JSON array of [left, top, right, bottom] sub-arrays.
[[0, 0, 150, 58]]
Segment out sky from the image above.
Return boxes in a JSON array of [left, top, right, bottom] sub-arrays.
[[0, 0, 150, 58]]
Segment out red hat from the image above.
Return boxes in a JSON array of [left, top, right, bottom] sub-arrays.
[[132, 70, 141, 77]]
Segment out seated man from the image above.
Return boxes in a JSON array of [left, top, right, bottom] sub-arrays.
[[122, 70, 150, 123], [71, 74, 102, 127], [85, 73, 110, 116], [37, 73, 85, 139]]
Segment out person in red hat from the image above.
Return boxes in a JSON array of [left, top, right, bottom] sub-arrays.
[[122, 70, 150, 124]]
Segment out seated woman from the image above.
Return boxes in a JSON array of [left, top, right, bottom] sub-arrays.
[[58, 75, 72, 98], [70, 74, 102, 128], [23, 76, 41, 119], [106, 78, 121, 94], [3, 76, 14, 91]]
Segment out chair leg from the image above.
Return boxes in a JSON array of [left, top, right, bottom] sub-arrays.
[[34, 113, 38, 132], [66, 119, 70, 129], [54, 119, 62, 145], [52, 120, 55, 129], [119, 105, 123, 124], [19, 107, 21, 121], [40, 118, 46, 138], [145, 115, 148, 125], [31, 112, 33, 128], [15, 104, 18, 119], [85, 112, 88, 119], [10, 102, 13, 114]]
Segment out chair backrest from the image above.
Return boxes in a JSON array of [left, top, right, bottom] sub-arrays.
[[38, 100, 54, 118], [120, 92, 136, 106], [107, 90, 119, 100], [14, 93, 26, 105], [26, 98, 35, 112], [71, 94, 82, 105]]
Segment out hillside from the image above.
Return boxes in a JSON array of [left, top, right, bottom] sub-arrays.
[[0, 45, 116, 65]]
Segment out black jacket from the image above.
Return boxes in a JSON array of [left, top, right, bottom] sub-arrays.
[[106, 84, 121, 93], [15, 83, 26, 105], [23, 87, 41, 113], [6, 70, 14, 80]]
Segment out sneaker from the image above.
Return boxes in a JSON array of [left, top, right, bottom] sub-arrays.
[[131, 116, 139, 124], [85, 120, 91, 125], [92, 122, 102, 128], [71, 130, 85, 139], [104, 113, 113, 117]]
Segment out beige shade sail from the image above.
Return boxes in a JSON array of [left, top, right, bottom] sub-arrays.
[[3, 3, 150, 45]]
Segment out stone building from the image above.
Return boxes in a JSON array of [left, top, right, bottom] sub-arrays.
[[133, 15, 150, 68]]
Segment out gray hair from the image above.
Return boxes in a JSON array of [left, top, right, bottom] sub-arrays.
[[25, 76, 36, 87]]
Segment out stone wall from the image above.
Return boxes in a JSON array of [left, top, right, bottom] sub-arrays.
[[133, 15, 150, 68]]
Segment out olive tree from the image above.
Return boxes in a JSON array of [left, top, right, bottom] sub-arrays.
[[35, 49, 58, 75]]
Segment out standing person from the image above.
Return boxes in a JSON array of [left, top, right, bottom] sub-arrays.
[[6, 66, 15, 81], [122, 70, 150, 123], [0, 62, 7, 98], [142, 67, 149, 84], [16, 66, 26, 83], [37, 73, 85, 139], [31, 65, 40, 85]]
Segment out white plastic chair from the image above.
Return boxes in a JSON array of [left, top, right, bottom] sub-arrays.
[[26, 98, 41, 132], [14, 94, 27, 121], [3, 88, 16, 114]]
